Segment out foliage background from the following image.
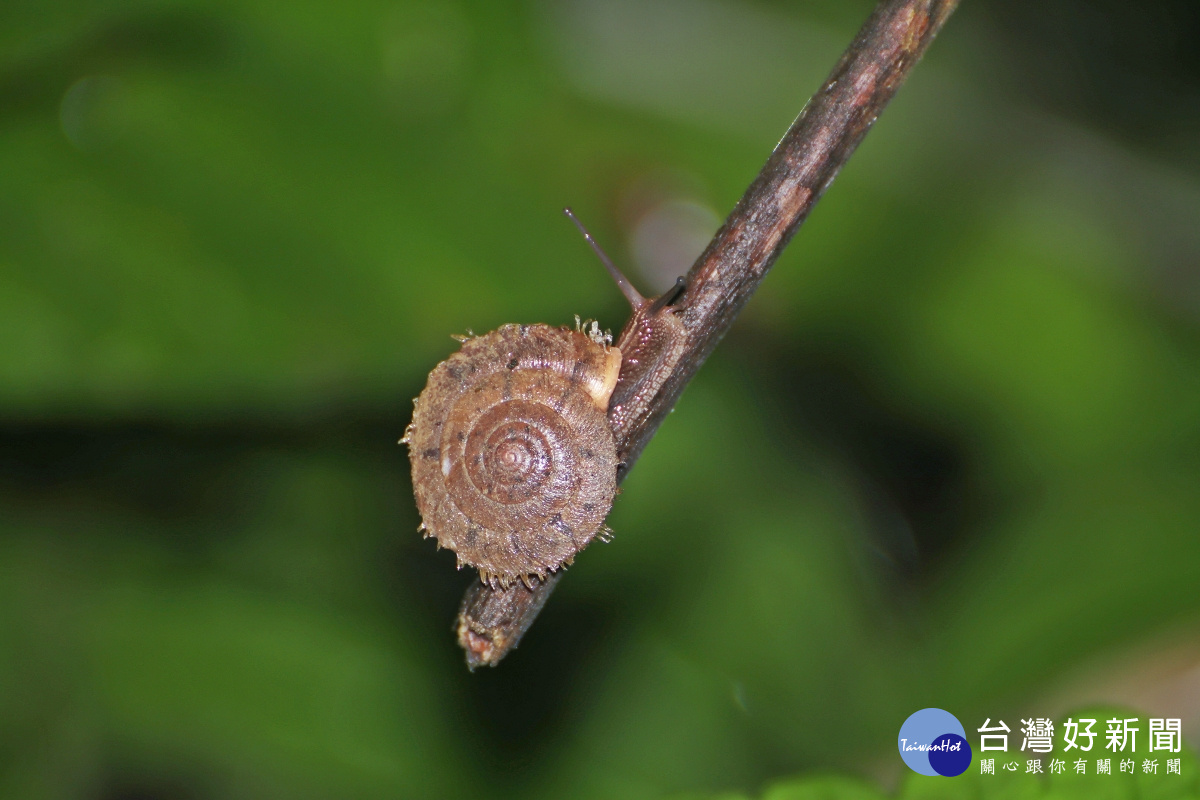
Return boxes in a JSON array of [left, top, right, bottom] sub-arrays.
[[2, 0, 1199, 798]]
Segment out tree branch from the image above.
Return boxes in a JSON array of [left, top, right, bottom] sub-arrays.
[[456, 0, 960, 668]]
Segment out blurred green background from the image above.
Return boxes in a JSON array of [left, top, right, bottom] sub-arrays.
[[3, 0, 1200, 797]]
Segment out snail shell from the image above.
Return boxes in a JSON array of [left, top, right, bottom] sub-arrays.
[[406, 323, 622, 587]]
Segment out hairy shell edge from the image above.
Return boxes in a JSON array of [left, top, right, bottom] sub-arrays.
[[405, 324, 622, 587]]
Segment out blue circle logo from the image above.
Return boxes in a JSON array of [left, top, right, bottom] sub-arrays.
[[898, 708, 972, 776]]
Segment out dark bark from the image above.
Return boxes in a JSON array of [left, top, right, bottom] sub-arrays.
[[457, 0, 960, 668]]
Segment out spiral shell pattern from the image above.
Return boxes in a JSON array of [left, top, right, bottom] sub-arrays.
[[406, 324, 622, 586]]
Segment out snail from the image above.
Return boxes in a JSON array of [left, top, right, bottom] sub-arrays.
[[404, 210, 687, 589]]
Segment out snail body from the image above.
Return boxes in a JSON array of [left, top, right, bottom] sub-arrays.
[[606, 280, 687, 446], [406, 323, 622, 587], [405, 209, 687, 590]]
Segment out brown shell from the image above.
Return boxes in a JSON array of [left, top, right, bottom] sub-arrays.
[[406, 324, 622, 587]]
